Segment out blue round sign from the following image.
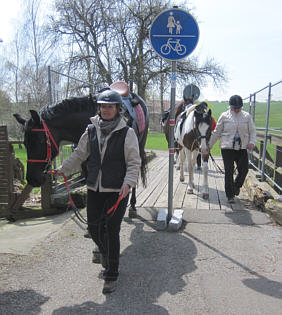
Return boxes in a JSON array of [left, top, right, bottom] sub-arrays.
[[150, 8, 199, 61]]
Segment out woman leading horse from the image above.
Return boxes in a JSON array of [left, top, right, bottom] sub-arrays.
[[55, 89, 140, 294]]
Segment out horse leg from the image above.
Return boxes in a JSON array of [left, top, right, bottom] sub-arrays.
[[202, 154, 209, 199], [186, 149, 194, 193], [128, 188, 137, 218], [179, 149, 185, 182]]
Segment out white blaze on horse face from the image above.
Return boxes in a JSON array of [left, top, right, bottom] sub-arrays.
[[198, 122, 209, 152]]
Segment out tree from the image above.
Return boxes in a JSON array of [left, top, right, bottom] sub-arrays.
[[49, 0, 227, 101]]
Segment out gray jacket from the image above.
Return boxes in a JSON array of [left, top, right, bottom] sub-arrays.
[[209, 109, 256, 150], [58, 115, 141, 192]]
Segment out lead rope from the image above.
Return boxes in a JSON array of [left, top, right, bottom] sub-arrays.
[[49, 170, 122, 224]]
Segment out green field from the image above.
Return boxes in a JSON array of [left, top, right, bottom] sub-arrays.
[[145, 132, 221, 156], [207, 100, 282, 130]]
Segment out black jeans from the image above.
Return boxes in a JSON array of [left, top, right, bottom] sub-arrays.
[[221, 149, 249, 199], [87, 190, 128, 281]]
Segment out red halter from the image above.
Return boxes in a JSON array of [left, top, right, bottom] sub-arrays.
[[27, 120, 59, 163]]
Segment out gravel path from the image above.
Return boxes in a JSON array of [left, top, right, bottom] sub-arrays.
[[1, 209, 282, 314]]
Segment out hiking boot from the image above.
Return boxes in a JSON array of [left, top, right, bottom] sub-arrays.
[[102, 281, 117, 294], [234, 186, 240, 196], [228, 197, 235, 204]]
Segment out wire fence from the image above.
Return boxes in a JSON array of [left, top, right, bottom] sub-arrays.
[[243, 80, 282, 193]]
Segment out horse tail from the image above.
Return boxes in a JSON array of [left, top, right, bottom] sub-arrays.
[[139, 129, 148, 187]]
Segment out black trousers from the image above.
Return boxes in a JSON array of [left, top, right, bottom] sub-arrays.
[[221, 149, 249, 199], [87, 190, 128, 281]]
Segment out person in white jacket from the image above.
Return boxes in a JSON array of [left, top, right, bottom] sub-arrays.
[[56, 89, 141, 294], [208, 95, 256, 203]]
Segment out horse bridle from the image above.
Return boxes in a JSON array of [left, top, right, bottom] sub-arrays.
[[27, 119, 59, 167]]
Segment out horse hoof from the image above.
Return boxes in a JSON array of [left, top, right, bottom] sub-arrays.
[[180, 177, 184, 182], [187, 189, 193, 194], [128, 209, 137, 218], [203, 193, 209, 200], [176, 166, 180, 170]]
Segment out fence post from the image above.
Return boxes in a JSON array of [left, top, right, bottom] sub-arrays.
[[249, 94, 252, 115], [260, 82, 272, 181], [252, 93, 256, 122]]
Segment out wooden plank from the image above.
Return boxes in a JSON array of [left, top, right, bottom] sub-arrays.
[[208, 159, 222, 210], [136, 156, 168, 206], [154, 163, 180, 208], [135, 155, 167, 198], [137, 160, 168, 206], [213, 159, 233, 212], [173, 177, 188, 209], [135, 151, 251, 213], [182, 167, 198, 210], [196, 166, 210, 210]]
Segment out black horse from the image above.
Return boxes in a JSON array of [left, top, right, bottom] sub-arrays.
[[14, 92, 149, 217]]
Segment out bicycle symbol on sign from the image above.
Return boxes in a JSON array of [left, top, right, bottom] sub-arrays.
[[160, 38, 186, 56]]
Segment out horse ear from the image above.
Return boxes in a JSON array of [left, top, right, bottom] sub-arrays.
[[208, 109, 212, 116], [30, 110, 41, 124], [13, 114, 26, 126]]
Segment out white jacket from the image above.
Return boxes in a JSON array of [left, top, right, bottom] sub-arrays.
[[209, 109, 256, 150]]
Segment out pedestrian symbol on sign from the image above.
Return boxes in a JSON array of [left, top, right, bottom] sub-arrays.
[[150, 8, 199, 61], [166, 12, 183, 35]]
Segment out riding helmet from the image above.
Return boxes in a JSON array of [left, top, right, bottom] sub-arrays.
[[229, 95, 243, 108], [97, 89, 123, 109]]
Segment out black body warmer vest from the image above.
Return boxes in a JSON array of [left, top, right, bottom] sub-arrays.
[[86, 124, 129, 189]]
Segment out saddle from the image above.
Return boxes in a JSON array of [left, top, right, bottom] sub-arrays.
[[110, 81, 146, 135]]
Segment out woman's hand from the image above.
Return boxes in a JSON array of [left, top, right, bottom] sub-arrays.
[[120, 184, 131, 199], [247, 143, 255, 150]]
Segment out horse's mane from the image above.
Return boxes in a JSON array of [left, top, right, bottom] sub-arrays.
[[40, 95, 97, 121]]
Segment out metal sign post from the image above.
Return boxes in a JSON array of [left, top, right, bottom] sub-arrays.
[[168, 62, 176, 219], [150, 7, 199, 225]]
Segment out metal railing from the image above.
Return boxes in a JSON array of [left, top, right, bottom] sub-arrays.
[[243, 80, 282, 193]]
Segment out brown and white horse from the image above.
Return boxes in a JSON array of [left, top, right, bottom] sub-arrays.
[[174, 107, 212, 199]]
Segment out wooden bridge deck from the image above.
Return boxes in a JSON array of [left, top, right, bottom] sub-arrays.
[[135, 150, 247, 212]]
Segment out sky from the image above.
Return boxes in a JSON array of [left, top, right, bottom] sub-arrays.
[[1, 0, 282, 101]]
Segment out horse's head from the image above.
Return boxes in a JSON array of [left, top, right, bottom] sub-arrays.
[[194, 109, 212, 158], [14, 110, 57, 187]]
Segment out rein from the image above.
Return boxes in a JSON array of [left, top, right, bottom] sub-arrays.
[[50, 170, 122, 225], [27, 120, 59, 164]]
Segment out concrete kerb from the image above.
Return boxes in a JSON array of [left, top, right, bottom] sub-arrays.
[[244, 169, 282, 225]]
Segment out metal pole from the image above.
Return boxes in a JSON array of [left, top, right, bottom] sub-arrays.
[[168, 61, 176, 220], [249, 94, 252, 115], [261, 82, 271, 181], [252, 93, 256, 122]]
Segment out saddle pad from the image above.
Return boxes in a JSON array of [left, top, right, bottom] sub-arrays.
[[122, 96, 145, 134]]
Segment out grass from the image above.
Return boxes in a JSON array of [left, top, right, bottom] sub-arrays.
[[145, 132, 221, 156]]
